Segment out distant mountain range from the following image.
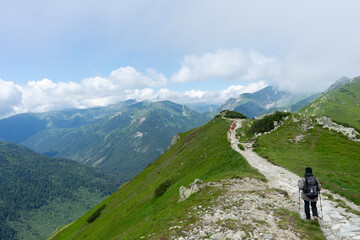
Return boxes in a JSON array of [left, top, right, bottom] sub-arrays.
[[0, 141, 120, 240], [300, 76, 360, 131], [0, 100, 211, 181], [217, 86, 318, 118]]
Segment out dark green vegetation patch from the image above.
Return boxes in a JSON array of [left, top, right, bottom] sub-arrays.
[[248, 111, 291, 134], [221, 110, 247, 119], [154, 179, 173, 198], [87, 205, 107, 223]]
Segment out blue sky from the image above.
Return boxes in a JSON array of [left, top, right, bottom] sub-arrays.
[[1, 0, 360, 118]]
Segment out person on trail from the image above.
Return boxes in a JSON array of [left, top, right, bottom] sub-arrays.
[[230, 124, 235, 130], [298, 167, 322, 221]]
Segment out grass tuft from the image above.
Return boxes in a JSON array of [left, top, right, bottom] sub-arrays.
[[274, 208, 325, 240]]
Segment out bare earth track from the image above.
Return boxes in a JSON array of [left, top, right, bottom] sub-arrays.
[[229, 119, 360, 240]]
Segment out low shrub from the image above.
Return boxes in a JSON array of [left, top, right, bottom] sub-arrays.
[[248, 111, 291, 134], [222, 110, 247, 119], [238, 144, 245, 151], [154, 179, 172, 198], [87, 204, 106, 223]]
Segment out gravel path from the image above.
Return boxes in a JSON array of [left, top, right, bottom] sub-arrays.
[[229, 119, 360, 240]]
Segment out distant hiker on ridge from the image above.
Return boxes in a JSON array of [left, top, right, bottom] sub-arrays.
[[298, 167, 322, 221]]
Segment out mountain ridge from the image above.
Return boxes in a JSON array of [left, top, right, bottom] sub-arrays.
[[299, 76, 360, 131], [0, 100, 211, 181]]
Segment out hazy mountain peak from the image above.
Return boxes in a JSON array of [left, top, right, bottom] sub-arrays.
[[218, 85, 317, 118], [323, 76, 351, 94]]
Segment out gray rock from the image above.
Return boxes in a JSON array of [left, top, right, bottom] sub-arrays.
[[263, 233, 275, 239], [210, 232, 223, 239], [168, 134, 180, 149], [179, 179, 203, 202], [234, 230, 247, 238], [316, 116, 359, 141]]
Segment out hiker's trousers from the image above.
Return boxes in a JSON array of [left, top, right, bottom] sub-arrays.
[[304, 200, 318, 219]]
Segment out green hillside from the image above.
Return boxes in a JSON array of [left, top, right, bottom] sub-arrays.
[[50, 117, 265, 240], [0, 100, 211, 181], [238, 114, 360, 205], [299, 76, 360, 131], [0, 141, 121, 240]]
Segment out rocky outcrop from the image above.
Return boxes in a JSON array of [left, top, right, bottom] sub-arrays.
[[168, 134, 181, 149], [316, 116, 360, 141], [178, 179, 204, 202]]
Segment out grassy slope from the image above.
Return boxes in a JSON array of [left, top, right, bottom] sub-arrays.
[[252, 115, 360, 205], [300, 77, 360, 131], [51, 117, 265, 240]]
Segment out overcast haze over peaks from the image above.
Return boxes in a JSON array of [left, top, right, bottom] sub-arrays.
[[1, 0, 360, 118]]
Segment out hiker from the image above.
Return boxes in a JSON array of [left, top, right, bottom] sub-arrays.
[[298, 167, 322, 221], [230, 124, 235, 130]]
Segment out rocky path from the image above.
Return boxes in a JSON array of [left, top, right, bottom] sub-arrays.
[[171, 178, 304, 240], [229, 119, 360, 240]]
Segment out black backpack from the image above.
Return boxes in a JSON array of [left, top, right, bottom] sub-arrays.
[[304, 176, 319, 199]]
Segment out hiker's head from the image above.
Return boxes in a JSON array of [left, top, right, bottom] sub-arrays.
[[305, 167, 313, 176]]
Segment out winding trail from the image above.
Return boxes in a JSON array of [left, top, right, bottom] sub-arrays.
[[228, 119, 360, 240]]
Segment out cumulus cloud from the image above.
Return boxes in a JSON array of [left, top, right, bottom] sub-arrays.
[[0, 69, 267, 118], [83, 67, 167, 91], [5, 67, 167, 117], [171, 49, 281, 83], [121, 81, 267, 105], [0, 79, 22, 118]]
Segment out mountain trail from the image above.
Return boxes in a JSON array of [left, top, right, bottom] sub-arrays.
[[229, 119, 360, 240]]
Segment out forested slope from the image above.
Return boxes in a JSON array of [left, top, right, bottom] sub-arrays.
[[0, 141, 121, 240]]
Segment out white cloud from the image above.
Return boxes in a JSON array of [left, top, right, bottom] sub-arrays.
[[121, 82, 266, 105], [0, 79, 22, 118], [0, 62, 270, 119], [171, 49, 281, 83], [184, 90, 206, 99], [218, 81, 268, 101], [83, 67, 167, 91], [7, 67, 167, 117]]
